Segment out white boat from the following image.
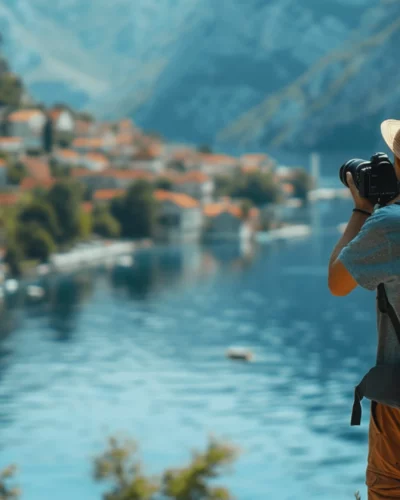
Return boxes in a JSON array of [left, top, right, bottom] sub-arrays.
[[226, 347, 254, 362], [256, 224, 311, 243], [4, 279, 19, 293], [115, 255, 134, 267], [26, 285, 46, 300]]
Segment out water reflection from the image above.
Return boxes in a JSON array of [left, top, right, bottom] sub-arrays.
[[0, 199, 375, 500]]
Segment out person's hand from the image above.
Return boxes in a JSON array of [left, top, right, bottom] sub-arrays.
[[346, 172, 374, 212]]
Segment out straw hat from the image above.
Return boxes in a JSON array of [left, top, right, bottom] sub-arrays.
[[381, 119, 400, 158]]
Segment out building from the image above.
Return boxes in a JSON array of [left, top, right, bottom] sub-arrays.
[[21, 155, 51, 182], [203, 202, 256, 241], [93, 189, 125, 204], [53, 148, 81, 167], [198, 153, 239, 177], [82, 152, 110, 171], [154, 190, 203, 243], [49, 107, 75, 146], [0, 137, 24, 159], [172, 171, 214, 204], [131, 142, 166, 174], [7, 109, 47, 153], [0, 159, 7, 186], [240, 153, 276, 172]]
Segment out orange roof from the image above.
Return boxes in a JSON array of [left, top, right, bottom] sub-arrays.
[[8, 109, 43, 122], [48, 109, 63, 121], [71, 168, 96, 178], [119, 119, 134, 130], [21, 156, 51, 181], [199, 153, 238, 166], [72, 137, 104, 149], [241, 153, 268, 163], [241, 165, 259, 173], [93, 189, 125, 201], [174, 171, 210, 184], [203, 203, 242, 219], [56, 149, 79, 159], [155, 190, 199, 209], [0, 137, 22, 144], [116, 134, 134, 145], [75, 120, 92, 135], [0, 159, 6, 168], [85, 152, 109, 163], [0, 192, 20, 206], [282, 182, 295, 194], [82, 201, 93, 213], [20, 177, 55, 191]]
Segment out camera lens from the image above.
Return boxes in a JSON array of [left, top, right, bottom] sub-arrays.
[[339, 158, 368, 188]]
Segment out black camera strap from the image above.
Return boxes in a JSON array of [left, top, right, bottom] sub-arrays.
[[377, 284, 400, 345]]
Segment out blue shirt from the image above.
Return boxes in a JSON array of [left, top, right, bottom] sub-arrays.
[[338, 204, 400, 363]]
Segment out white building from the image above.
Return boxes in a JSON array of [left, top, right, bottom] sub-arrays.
[[7, 109, 47, 152], [49, 108, 75, 134], [0, 137, 25, 159], [154, 190, 203, 243], [173, 171, 214, 204]]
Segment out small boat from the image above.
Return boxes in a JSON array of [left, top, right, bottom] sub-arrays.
[[26, 285, 46, 300], [115, 255, 134, 267], [4, 279, 19, 294], [226, 348, 254, 362]]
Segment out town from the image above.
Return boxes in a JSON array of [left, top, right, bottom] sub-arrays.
[[0, 52, 314, 279]]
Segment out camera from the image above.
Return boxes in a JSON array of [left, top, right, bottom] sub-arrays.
[[339, 152, 400, 206]]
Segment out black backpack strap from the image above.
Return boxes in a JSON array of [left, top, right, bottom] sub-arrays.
[[377, 284, 400, 345], [351, 385, 363, 426]]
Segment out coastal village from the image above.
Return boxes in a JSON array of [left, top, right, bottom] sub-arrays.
[[0, 48, 318, 279]]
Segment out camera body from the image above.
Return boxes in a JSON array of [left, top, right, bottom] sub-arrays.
[[339, 152, 400, 206]]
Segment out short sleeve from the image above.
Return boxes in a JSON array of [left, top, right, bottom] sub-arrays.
[[338, 212, 393, 291]]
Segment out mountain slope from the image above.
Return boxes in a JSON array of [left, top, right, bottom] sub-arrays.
[[1, 0, 399, 150]]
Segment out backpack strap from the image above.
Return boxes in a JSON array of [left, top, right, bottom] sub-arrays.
[[377, 284, 400, 345]]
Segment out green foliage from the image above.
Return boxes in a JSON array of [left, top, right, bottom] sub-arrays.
[[216, 172, 281, 206], [93, 207, 121, 239], [94, 437, 159, 500], [16, 223, 55, 262], [18, 200, 59, 241], [46, 181, 83, 245], [290, 167, 313, 201], [0, 73, 23, 107], [197, 145, 212, 154], [79, 209, 92, 240], [94, 436, 239, 500], [0, 464, 20, 499], [49, 158, 71, 179], [155, 177, 173, 191], [6, 161, 27, 185], [240, 199, 253, 219], [161, 437, 239, 500], [111, 181, 156, 239], [4, 242, 22, 278]]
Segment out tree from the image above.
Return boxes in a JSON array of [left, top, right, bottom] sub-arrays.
[[197, 145, 212, 154], [18, 200, 59, 241], [92, 209, 120, 238], [4, 243, 22, 278], [16, 223, 55, 262], [290, 167, 313, 202], [222, 171, 282, 206], [155, 177, 173, 191], [42, 117, 53, 153], [6, 161, 26, 185], [46, 181, 83, 246], [93, 436, 239, 500], [0, 465, 20, 499], [111, 181, 156, 239], [0, 73, 23, 107]]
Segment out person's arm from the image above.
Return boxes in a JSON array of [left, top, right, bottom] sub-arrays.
[[328, 211, 370, 296]]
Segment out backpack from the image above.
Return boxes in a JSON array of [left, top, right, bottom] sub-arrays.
[[351, 283, 400, 425]]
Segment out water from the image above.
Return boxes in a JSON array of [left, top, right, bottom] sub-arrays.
[[0, 198, 378, 500]]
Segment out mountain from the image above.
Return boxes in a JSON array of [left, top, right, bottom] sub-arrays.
[[1, 0, 400, 151]]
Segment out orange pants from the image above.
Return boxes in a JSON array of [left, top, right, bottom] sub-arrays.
[[367, 402, 400, 499]]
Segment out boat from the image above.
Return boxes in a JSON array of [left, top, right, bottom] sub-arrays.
[[256, 224, 311, 244], [26, 285, 46, 300], [4, 279, 19, 294], [226, 347, 254, 362]]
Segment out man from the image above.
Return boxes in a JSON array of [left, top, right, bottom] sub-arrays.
[[328, 119, 400, 499]]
